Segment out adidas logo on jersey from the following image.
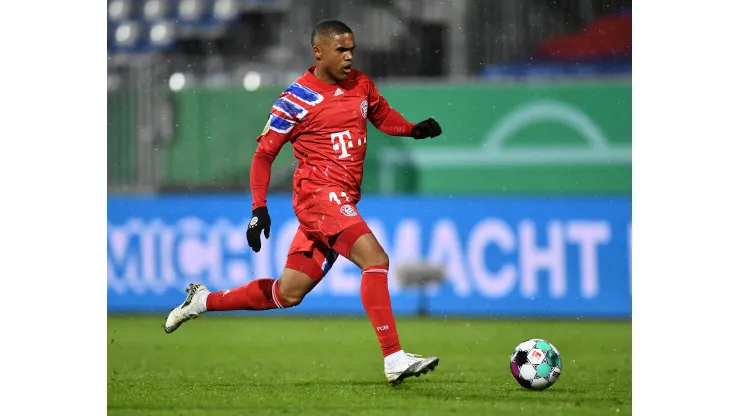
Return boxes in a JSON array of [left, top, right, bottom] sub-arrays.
[[334, 88, 344, 96]]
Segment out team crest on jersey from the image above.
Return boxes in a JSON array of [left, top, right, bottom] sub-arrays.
[[360, 100, 368, 119], [340, 204, 358, 217]]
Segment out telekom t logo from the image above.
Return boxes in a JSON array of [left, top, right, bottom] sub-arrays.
[[331, 130, 353, 159]]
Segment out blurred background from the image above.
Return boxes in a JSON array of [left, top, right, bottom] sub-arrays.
[[107, 0, 631, 319]]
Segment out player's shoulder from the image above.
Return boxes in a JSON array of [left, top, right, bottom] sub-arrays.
[[278, 73, 326, 107], [269, 72, 326, 122]]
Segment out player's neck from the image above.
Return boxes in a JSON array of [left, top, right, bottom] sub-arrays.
[[313, 65, 337, 85]]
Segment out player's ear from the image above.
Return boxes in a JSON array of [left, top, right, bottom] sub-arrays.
[[313, 45, 322, 60]]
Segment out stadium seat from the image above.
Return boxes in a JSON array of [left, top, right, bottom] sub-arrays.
[[148, 20, 178, 52], [108, 0, 135, 22], [535, 11, 632, 61], [108, 22, 117, 53], [478, 9, 631, 80], [177, 0, 214, 27], [142, 0, 176, 21], [213, 0, 239, 23], [114, 21, 146, 52], [108, 0, 248, 55]]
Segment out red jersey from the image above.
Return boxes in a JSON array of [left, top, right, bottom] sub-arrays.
[[250, 66, 415, 211]]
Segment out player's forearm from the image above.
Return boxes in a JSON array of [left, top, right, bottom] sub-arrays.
[[374, 108, 415, 137], [250, 148, 275, 210]]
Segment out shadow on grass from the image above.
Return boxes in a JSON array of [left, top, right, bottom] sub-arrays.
[[389, 381, 631, 407]]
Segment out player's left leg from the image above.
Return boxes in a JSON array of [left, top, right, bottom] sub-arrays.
[[331, 223, 440, 386], [163, 264, 320, 334]]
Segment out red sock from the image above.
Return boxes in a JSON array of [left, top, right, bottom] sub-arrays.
[[206, 278, 286, 311], [360, 265, 402, 357]]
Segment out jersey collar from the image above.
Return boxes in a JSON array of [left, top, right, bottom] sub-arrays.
[[303, 65, 354, 91]]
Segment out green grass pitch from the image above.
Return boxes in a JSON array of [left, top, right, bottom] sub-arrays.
[[107, 315, 631, 415]]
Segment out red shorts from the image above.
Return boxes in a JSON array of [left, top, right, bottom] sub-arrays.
[[284, 184, 371, 281]]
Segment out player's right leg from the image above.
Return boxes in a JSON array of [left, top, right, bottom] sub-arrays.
[[294, 186, 439, 385], [163, 229, 336, 334]]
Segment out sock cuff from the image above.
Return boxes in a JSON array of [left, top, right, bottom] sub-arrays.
[[204, 292, 213, 311], [362, 265, 389, 274], [199, 291, 210, 312], [271, 280, 285, 308]]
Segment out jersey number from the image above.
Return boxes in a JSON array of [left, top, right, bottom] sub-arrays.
[[329, 191, 349, 205]]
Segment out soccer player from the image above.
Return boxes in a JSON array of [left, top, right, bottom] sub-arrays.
[[164, 19, 443, 386]]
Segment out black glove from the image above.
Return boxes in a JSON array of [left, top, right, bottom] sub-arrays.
[[410, 118, 442, 139], [246, 206, 271, 252]]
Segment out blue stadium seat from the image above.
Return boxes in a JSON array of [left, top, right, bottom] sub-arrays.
[[177, 0, 214, 27], [108, 0, 136, 22], [142, 0, 177, 21], [107, 0, 248, 55], [108, 22, 117, 53], [112, 20, 148, 53], [478, 58, 631, 80], [213, 0, 240, 23], [148, 20, 178, 52]]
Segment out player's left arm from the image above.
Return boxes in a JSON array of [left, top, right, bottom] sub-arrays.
[[367, 78, 442, 140]]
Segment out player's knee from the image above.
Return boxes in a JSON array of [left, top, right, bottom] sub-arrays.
[[348, 231, 390, 269], [282, 294, 304, 308], [354, 244, 389, 269], [369, 249, 389, 268], [279, 289, 304, 308]]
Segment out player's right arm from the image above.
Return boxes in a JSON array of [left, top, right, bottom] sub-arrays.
[[247, 93, 305, 252]]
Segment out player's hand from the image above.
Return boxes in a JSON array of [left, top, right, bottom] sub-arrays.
[[246, 206, 271, 252], [410, 118, 442, 139]]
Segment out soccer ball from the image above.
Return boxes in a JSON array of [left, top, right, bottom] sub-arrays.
[[510, 338, 562, 390]]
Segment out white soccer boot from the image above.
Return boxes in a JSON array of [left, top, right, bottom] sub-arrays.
[[163, 283, 209, 334], [384, 352, 440, 386]]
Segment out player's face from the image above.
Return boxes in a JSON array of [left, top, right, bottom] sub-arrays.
[[316, 33, 355, 83]]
